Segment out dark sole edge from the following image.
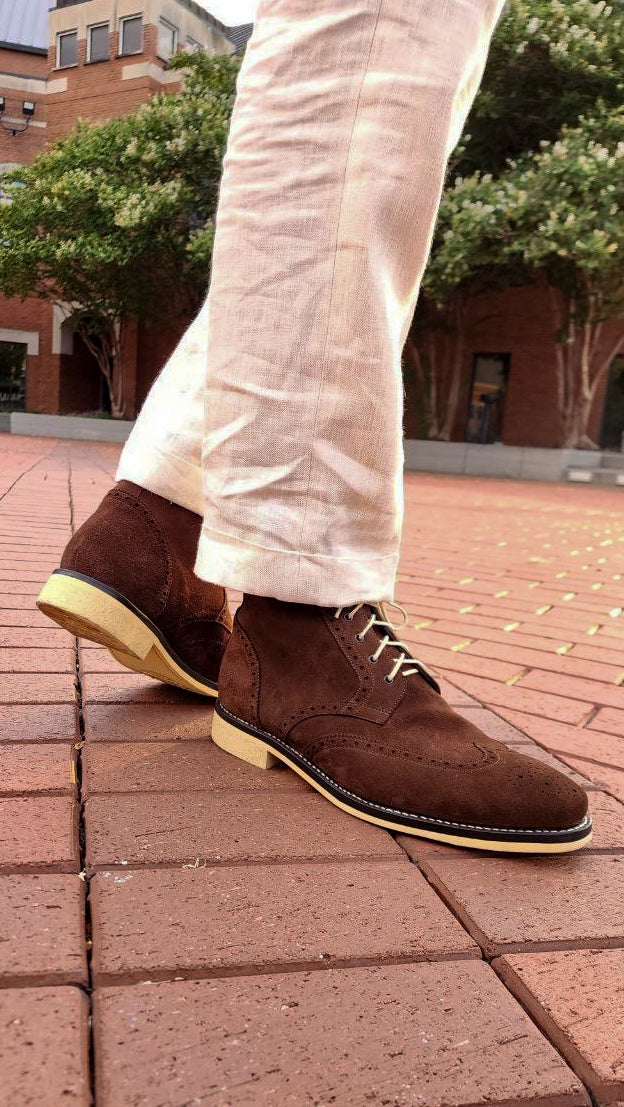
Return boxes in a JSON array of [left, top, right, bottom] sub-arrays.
[[48, 568, 219, 693]]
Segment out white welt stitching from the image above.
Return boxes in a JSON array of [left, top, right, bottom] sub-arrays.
[[218, 706, 591, 838]]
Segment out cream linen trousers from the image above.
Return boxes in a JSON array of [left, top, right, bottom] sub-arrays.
[[118, 0, 505, 606]]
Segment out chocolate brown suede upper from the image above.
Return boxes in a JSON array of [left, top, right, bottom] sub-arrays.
[[218, 595, 588, 832], [61, 481, 231, 681]]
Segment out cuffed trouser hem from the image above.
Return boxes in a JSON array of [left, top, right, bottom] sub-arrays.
[[194, 525, 398, 607], [116, 445, 204, 517]]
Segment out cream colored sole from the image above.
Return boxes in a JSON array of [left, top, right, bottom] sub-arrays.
[[212, 710, 592, 854], [37, 572, 217, 698]]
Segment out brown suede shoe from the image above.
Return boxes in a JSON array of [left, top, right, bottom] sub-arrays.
[[213, 596, 592, 852], [37, 481, 231, 697]]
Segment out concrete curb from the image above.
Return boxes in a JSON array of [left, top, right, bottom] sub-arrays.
[[8, 412, 135, 443], [404, 440, 608, 483]]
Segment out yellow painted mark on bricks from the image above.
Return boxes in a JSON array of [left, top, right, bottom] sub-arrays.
[[555, 644, 573, 655], [609, 608, 622, 618], [587, 625, 600, 636], [504, 621, 520, 632], [506, 672, 523, 686], [459, 577, 474, 585], [413, 620, 431, 630], [563, 593, 575, 602], [451, 641, 471, 652], [459, 605, 475, 614], [495, 590, 508, 599], [535, 605, 552, 615]]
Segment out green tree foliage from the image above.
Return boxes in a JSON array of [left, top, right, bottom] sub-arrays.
[[0, 52, 238, 416], [414, 0, 624, 446], [505, 108, 624, 446], [459, 0, 624, 175]]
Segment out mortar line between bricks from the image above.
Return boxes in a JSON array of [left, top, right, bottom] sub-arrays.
[[0, 447, 59, 506], [68, 454, 97, 1107], [85, 855, 412, 874], [403, 847, 603, 1104], [392, 839, 485, 952], [394, 844, 624, 956], [91, 949, 482, 989], [491, 959, 604, 1106]]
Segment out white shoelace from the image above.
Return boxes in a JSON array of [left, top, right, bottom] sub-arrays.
[[334, 601, 434, 684]]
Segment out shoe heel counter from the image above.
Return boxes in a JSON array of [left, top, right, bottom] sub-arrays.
[[217, 617, 260, 726], [60, 488, 169, 617]]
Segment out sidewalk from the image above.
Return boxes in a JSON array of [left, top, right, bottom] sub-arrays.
[[1, 431, 623, 1107]]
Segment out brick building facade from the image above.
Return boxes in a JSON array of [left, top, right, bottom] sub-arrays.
[[405, 286, 624, 451], [1, 2, 623, 449], [0, 0, 247, 418]]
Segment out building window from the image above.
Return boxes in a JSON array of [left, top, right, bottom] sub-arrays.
[[87, 23, 110, 62], [0, 341, 27, 414], [466, 353, 510, 444], [56, 30, 78, 68], [119, 14, 143, 56], [157, 18, 178, 60], [186, 36, 202, 53]]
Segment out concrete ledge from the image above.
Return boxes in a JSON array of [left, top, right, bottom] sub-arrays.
[[9, 413, 135, 443], [404, 440, 610, 483]]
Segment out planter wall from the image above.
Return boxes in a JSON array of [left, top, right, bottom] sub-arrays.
[[9, 412, 135, 443], [404, 440, 604, 482]]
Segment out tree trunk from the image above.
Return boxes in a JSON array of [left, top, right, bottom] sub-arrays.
[[79, 324, 125, 419], [438, 297, 465, 441], [570, 330, 624, 448], [427, 331, 441, 439]]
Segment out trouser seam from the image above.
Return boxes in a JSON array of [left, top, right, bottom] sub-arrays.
[[294, 0, 386, 595]]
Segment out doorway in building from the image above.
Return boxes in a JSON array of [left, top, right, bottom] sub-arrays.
[[599, 355, 624, 452], [465, 352, 510, 444], [0, 341, 27, 412]]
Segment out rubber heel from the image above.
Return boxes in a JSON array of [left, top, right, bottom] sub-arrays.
[[36, 571, 153, 658], [212, 709, 278, 770]]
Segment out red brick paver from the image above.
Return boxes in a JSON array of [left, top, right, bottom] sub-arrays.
[[0, 875, 87, 985], [422, 855, 624, 955], [0, 986, 90, 1106], [85, 791, 403, 870], [496, 949, 624, 1103], [93, 962, 589, 1107], [90, 860, 477, 984], [2, 433, 623, 1105]]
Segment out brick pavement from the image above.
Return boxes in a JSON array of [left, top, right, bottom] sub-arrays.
[[1, 431, 623, 1106]]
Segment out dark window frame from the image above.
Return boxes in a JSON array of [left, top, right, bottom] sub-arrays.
[[87, 22, 110, 63], [56, 29, 78, 69], [157, 17, 178, 61], [119, 14, 143, 57]]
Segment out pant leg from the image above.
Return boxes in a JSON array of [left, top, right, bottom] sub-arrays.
[[116, 297, 208, 514], [119, 0, 505, 605]]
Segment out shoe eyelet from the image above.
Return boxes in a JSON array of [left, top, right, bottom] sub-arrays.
[[368, 654, 378, 664], [343, 612, 354, 621], [356, 632, 365, 641], [384, 675, 394, 684]]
